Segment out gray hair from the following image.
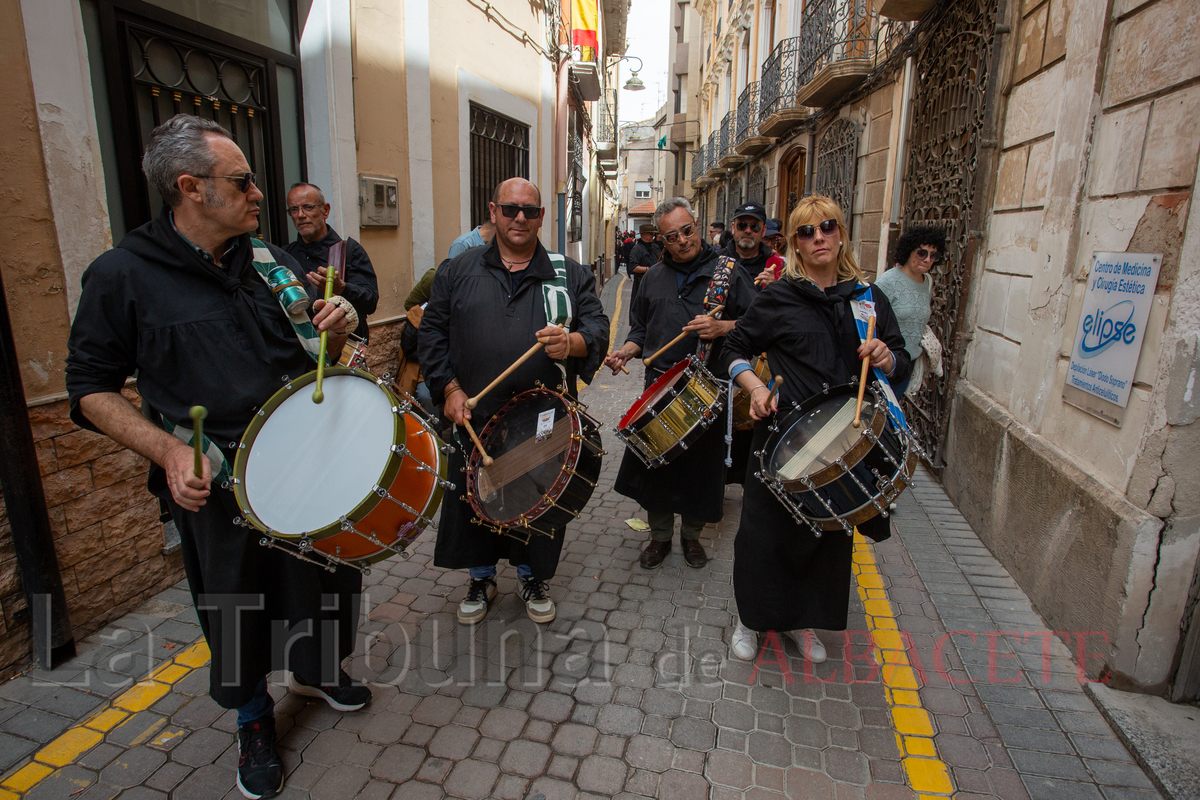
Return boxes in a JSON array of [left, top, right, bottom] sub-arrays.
[[141, 114, 232, 208], [652, 197, 694, 232], [289, 182, 327, 205]]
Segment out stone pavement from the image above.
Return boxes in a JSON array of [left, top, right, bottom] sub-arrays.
[[0, 275, 1167, 799]]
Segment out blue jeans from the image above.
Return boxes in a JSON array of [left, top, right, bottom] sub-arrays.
[[236, 677, 274, 727], [469, 564, 532, 581]]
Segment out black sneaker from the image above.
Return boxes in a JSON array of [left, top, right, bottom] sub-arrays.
[[237, 716, 283, 799], [287, 670, 372, 712]]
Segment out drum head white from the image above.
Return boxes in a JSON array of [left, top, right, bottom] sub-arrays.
[[243, 374, 397, 534], [769, 395, 877, 482]]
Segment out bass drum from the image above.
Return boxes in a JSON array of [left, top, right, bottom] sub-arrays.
[[233, 368, 450, 564], [465, 389, 603, 542]]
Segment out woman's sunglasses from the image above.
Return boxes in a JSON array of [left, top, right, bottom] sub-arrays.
[[499, 204, 543, 220], [914, 247, 944, 264], [794, 218, 839, 240]]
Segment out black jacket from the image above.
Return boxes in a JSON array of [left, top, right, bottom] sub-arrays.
[[627, 239, 662, 276], [284, 226, 379, 340]]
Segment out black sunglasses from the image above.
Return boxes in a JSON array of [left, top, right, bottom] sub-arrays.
[[499, 204, 543, 220], [795, 218, 839, 240], [915, 247, 944, 264], [661, 222, 697, 244], [194, 172, 257, 193], [735, 220, 763, 232]]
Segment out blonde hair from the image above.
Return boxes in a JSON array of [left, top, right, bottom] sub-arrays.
[[782, 195, 864, 284]]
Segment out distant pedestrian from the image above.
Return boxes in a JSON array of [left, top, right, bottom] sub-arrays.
[[448, 220, 496, 259], [626, 223, 662, 303], [875, 225, 946, 397]]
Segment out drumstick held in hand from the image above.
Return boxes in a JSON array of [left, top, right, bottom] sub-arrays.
[[461, 417, 493, 467], [312, 267, 337, 403], [765, 375, 783, 408], [466, 324, 564, 411], [189, 406, 207, 479], [643, 305, 723, 366], [852, 316, 876, 428]]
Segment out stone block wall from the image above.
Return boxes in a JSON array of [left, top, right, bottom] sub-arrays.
[[0, 388, 184, 680], [850, 80, 898, 279]]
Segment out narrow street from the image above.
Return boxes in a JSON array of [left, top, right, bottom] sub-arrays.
[[0, 276, 1162, 800]]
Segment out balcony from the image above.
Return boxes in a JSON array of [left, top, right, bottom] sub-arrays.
[[569, 47, 602, 101], [879, 0, 936, 21], [758, 36, 810, 138], [704, 137, 726, 178], [595, 91, 617, 159], [794, 0, 877, 108], [718, 111, 744, 168], [693, 140, 715, 186], [734, 82, 773, 156]]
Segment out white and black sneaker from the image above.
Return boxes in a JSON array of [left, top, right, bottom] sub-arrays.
[[236, 716, 283, 799], [457, 576, 498, 624], [287, 670, 372, 712], [520, 577, 556, 623]]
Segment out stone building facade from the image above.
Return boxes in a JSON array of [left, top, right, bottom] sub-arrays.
[[676, 0, 1200, 699]]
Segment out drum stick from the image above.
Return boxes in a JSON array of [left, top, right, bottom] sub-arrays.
[[188, 406, 207, 479], [642, 305, 723, 366], [312, 267, 337, 403], [765, 375, 783, 408], [460, 417, 493, 467], [465, 324, 563, 411], [852, 315, 877, 429]]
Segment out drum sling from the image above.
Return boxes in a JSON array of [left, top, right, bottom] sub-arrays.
[[542, 253, 573, 388]]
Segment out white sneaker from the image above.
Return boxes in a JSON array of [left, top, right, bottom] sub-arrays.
[[457, 577, 497, 624], [784, 629, 827, 663], [730, 619, 758, 661], [519, 577, 556, 623]]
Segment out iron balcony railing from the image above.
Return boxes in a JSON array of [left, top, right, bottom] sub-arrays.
[[758, 36, 803, 120], [735, 82, 760, 144], [719, 113, 732, 159], [595, 91, 616, 144], [691, 141, 705, 181], [796, 0, 878, 88]]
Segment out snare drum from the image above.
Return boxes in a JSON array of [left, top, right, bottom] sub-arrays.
[[465, 389, 603, 542], [730, 355, 771, 430], [755, 382, 917, 535], [233, 367, 451, 565], [616, 356, 727, 467]]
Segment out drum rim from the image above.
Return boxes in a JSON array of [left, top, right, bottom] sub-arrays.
[[758, 381, 888, 492], [466, 388, 585, 529], [233, 367, 406, 540], [795, 446, 918, 530], [617, 356, 694, 431]]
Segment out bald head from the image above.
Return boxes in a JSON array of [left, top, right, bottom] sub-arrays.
[[492, 178, 542, 207]]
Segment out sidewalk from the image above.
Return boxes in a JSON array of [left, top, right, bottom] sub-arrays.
[[0, 275, 1166, 799]]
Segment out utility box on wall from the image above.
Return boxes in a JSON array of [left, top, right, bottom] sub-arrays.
[[359, 174, 399, 227]]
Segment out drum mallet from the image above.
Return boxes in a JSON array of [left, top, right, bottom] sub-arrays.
[[764, 375, 783, 409], [643, 305, 723, 367], [189, 405, 207, 479], [852, 315, 876, 429], [312, 267, 337, 403], [460, 417, 493, 467], [465, 324, 563, 412]]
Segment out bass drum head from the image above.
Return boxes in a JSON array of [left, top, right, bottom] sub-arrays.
[[765, 391, 878, 486], [241, 372, 400, 535], [474, 391, 575, 526]]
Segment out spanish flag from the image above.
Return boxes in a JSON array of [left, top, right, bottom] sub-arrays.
[[572, 0, 598, 50]]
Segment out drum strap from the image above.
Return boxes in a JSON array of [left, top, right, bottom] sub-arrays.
[[248, 239, 330, 366], [543, 253, 573, 387], [160, 417, 233, 484], [850, 285, 909, 432], [697, 255, 735, 363]]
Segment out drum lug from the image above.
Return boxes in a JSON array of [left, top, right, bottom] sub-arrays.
[[257, 409, 266, 417], [822, 383, 830, 394], [562, 467, 597, 488], [542, 494, 580, 519]]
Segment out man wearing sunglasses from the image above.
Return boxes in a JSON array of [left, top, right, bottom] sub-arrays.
[[723, 202, 785, 290], [604, 198, 757, 571], [283, 182, 379, 342], [421, 177, 609, 627], [66, 114, 363, 800]]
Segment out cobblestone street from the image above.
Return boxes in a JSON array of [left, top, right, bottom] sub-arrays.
[[0, 276, 1164, 799]]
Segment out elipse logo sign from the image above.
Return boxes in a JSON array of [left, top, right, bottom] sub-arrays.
[[1077, 299, 1136, 358]]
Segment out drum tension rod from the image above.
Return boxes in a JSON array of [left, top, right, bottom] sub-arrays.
[[339, 517, 413, 560], [256, 535, 337, 572], [372, 485, 435, 528], [540, 494, 580, 519], [561, 467, 596, 488]]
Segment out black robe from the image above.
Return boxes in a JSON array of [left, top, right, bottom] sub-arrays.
[[65, 214, 361, 708], [724, 277, 911, 632], [613, 242, 756, 523], [626, 239, 662, 302], [418, 240, 609, 579], [283, 226, 379, 341]]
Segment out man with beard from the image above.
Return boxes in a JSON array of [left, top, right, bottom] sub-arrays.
[[420, 178, 609, 625], [724, 202, 785, 290], [625, 224, 662, 302], [604, 198, 756, 570]]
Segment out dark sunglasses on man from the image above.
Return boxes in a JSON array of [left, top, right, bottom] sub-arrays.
[[794, 218, 839, 240], [498, 204, 543, 220], [661, 222, 697, 244], [193, 172, 257, 193], [914, 247, 944, 264], [735, 220, 763, 233]]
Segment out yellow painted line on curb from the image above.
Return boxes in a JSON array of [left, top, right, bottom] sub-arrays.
[[853, 533, 956, 797], [0, 640, 211, 796]]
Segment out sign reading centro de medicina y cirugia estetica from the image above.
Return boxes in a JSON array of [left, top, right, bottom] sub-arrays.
[[1063, 251, 1161, 427]]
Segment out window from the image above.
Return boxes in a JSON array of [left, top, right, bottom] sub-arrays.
[[634, 182, 651, 199], [81, 0, 304, 244], [469, 103, 530, 229]]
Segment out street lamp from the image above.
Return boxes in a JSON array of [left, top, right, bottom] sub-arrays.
[[609, 55, 645, 92]]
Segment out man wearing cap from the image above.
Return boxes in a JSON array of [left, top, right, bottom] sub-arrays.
[[724, 202, 785, 290], [626, 224, 662, 302], [765, 218, 787, 270]]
